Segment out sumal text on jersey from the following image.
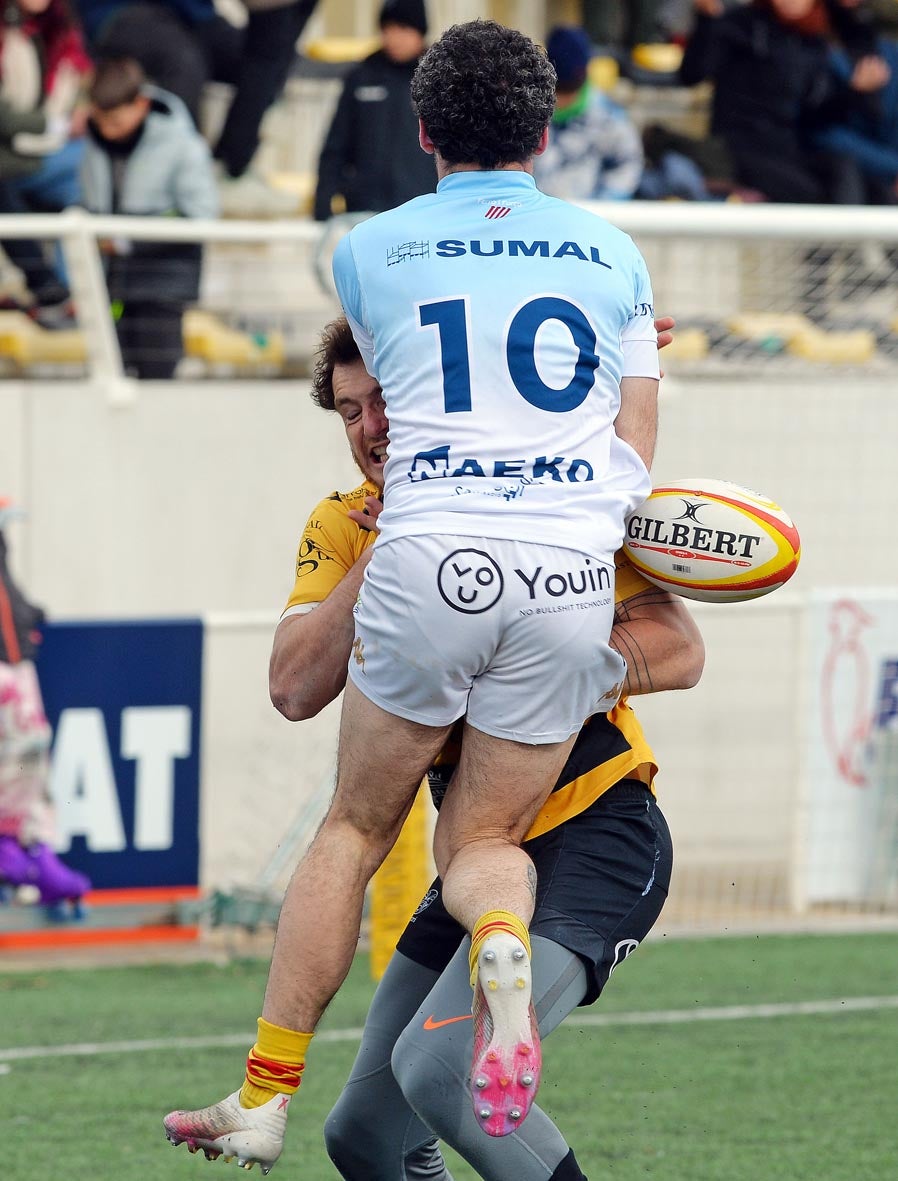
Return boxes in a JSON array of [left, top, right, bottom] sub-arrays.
[[434, 239, 613, 267]]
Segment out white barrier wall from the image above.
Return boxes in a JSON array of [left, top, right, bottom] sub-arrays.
[[5, 371, 893, 615], [0, 377, 357, 616]]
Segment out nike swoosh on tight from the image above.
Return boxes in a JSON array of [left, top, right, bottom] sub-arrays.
[[422, 1014, 473, 1031]]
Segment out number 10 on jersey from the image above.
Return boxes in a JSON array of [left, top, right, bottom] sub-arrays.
[[417, 295, 602, 415]]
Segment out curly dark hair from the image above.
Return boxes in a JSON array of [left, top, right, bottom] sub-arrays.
[[411, 21, 556, 170], [310, 317, 361, 411]]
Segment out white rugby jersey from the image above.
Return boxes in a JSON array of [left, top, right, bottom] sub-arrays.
[[333, 170, 658, 559]]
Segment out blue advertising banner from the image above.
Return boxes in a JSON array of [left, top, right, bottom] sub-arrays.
[[38, 619, 203, 890]]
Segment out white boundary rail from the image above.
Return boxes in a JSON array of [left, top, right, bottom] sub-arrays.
[[2, 203, 898, 400]]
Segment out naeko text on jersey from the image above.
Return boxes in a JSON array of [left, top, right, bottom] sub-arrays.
[[407, 444, 596, 485]]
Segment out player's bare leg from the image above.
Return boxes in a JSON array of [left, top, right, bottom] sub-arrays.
[[164, 679, 452, 1171], [261, 682, 451, 1030], [435, 724, 577, 1138]]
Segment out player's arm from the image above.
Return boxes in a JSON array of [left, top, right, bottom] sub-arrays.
[[611, 585, 705, 696], [269, 496, 380, 722], [269, 548, 373, 721], [616, 260, 661, 469], [615, 376, 659, 470]]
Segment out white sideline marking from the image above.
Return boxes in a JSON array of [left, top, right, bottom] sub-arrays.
[[568, 994, 898, 1028], [2, 995, 898, 1064]]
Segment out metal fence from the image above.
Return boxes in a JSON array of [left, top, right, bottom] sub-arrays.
[[2, 202, 897, 399]]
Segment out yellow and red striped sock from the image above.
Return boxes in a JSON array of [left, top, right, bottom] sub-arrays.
[[239, 1017, 314, 1109], [469, 910, 531, 988]]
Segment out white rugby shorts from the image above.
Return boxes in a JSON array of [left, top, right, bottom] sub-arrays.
[[347, 534, 626, 743]]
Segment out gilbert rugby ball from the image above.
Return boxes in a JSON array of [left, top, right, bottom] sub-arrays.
[[623, 479, 801, 603]]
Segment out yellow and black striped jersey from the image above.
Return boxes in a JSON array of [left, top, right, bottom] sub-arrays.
[[283, 483, 659, 838]]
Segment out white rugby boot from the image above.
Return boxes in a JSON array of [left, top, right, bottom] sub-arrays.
[[163, 1089, 290, 1173], [470, 931, 542, 1137]]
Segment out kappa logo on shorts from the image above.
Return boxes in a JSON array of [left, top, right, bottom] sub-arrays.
[[351, 637, 366, 671], [599, 678, 625, 707], [437, 549, 504, 614]]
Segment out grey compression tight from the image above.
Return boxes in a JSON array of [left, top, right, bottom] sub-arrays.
[[324, 936, 589, 1181]]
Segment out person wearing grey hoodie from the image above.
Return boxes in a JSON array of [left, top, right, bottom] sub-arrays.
[[81, 56, 218, 378]]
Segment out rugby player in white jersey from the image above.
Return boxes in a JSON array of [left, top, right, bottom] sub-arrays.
[[297, 321, 698, 1181], [164, 21, 662, 1170]]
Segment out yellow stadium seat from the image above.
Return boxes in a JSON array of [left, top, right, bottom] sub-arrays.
[[0, 311, 86, 368], [630, 43, 684, 73], [787, 328, 876, 364], [661, 328, 710, 362], [728, 313, 876, 362], [303, 37, 380, 64], [266, 172, 315, 217], [588, 55, 619, 92], [727, 312, 815, 341], [182, 310, 285, 371]]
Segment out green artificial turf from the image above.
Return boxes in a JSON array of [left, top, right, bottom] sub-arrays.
[[2, 932, 896, 1181]]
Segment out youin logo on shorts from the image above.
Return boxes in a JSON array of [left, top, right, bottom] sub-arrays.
[[437, 549, 504, 614]]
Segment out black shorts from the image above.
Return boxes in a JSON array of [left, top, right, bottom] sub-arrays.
[[395, 780, 673, 1005]]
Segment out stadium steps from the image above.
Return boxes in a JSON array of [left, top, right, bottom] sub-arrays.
[[0, 309, 285, 375]]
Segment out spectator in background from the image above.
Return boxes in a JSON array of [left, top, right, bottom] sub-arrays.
[[313, 0, 434, 221], [679, 0, 878, 203], [212, 0, 318, 217], [74, 0, 240, 120], [0, 0, 91, 325], [637, 122, 718, 199], [81, 57, 218, 378], [533, 25, 644, 201], [0, 498, 91, 918], [583, 0, 666, 49], [813, 6, 898, 202], [76, 0, 318, 217]]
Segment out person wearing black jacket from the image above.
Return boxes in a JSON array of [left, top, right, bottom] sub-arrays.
[[313, 0, 435, 221], [680, 0, 881, 203]]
